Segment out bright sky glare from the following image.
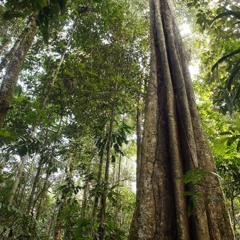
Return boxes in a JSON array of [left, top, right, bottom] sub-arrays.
[[180, 22, 200, 79]]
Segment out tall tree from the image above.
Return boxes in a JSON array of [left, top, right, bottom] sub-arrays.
[[129, 0, 234, 239], [0, 0, 68, 128], [0, 13, 37, 128]]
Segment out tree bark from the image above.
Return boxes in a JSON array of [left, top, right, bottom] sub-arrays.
[[35, 174, 51, 220], [92, 149, 104, 220], [98, 108, 114, 240], [27, 156, 44, 214], [8, 154, 29, 206], [54, 158, 74, 240], [136, 98, 142, 190], [129, 0, 234, 239], [0, 13, 37, 128]]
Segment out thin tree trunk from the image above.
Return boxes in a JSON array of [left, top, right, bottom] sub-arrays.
[[112, 158, 116, 184], [92, 149, 104, 220], [54, 158, 73, 240], [8, 154, 29, 206], [129, 0, 234, 239], [35, 174, 51, 220], [114, 154, 122, 223], [16, 180, 27, 208], [81, 183, 89, 218], [54, 195, 65, 240], [98, 109, 114, 240], [47, 204, 58, 240], [81, 156, 95, 219], [0, 13, 37, 128], [27, 157, 44, 214], [0, 38, 10, 56], [136, 100, 142, 190], [117, 154, 122, 186], [230, 196, 236, 237]]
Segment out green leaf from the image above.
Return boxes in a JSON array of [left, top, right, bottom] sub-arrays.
[[211, 9, 240, 26], [0, 130, 15, 141], [58, 0, 67, 12], [2, 11, 25, 20], [227, 136, 239, 146], [111, 155, 116, 163], [183, 168, 207, 185], [212, 49, 240, 72], [14, 85, 23, 97], [35, 0, 49, 9], [219, 131, 232, 136], [226, 59, 240, 90], [237, 140, 240, 152]]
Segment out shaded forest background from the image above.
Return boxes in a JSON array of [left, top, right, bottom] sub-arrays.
[[0, 0, 240, 239]]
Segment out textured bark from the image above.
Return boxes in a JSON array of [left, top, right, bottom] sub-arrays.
[[0, 13, 37, 128], [129, 0, 234, 239], [136, 100, 142, 190]]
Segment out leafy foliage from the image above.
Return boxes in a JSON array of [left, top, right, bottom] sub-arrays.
[[0, 0, 148, 238], [187, 0, 240, 113]]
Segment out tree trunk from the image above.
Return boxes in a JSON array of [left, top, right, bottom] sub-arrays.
[[54, 159, 73, 240], [35, 174, 51, 220], [47, 203, 58, 240], [114, 154, 122, 223], [136, 98, 142, 190], [8, 154, 29, 206], [16, 179, 27, 208], [92, 149, 104, 220], [129, 0, 234, 239], [27, 156, 44, 214], [81, 182, 90, 219], [0, 13, 37, 128], [98, 109, 114, 240]]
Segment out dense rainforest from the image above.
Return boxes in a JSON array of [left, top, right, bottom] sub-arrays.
[[0, 0, 240, 239]]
